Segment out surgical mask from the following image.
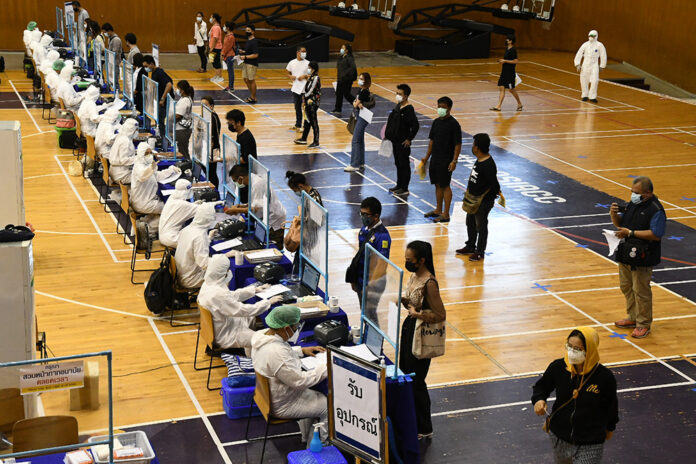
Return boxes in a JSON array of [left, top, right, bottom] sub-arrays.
[[357, 79, 365, 86], [405, 261, 418, 273], [437, 108, 447, 118], [174, 88, 181, 97], [396, 94, 403, 103], [209, 17, 214, 23], [361, 214, 373, 228], [300, 52, 307, 60], [588, 36, 596, 42], [223, 26, 228, 32], [228, 123, 237, 132], [196, 16, 202, 22], [631, 192, 642, 204], [234, 180, 245, 189], [294, 190, 302, 197], [287, 322, 304, 344], [340, 48, 345, 55], [567, 348, 586, 365], [224, 271, 233, 286]]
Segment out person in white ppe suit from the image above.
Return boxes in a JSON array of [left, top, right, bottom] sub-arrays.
[[31, 34, 54, 67], [23, 22, 39, 52], [57, 62, 85, 112], [46, 59, 65, 98], [40, 50, 60, 76], [77, 85, 107, 137], [175, 203, 219, 289], [574, 30, 607, 103], [108, 118, 139, 184], [95, 107, 121, 158], [27, 30, 43, 58], [198, 255, 284, 352], [158, 179, 200, 249], [251, 305, 328, 445]]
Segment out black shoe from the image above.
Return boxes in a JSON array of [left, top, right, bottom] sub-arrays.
[[393, 188, 409, 196], [456, 246, 476, 255], [589, 98, 598, 103], [308, 142, 319, 148], [294, 139, 307, 145], [331, 110, 341, 115], [388, 185, 399, 192], [581, 97, 589, 102], [469, 252, 484, 262]]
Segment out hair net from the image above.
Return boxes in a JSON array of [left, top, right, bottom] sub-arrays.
[[265, 305, 301, 329], [588, 30, 598, 38], [193, 203, 216, 227], [52, 59, 65, 72], [203, 254, 231, 285], [27, 21, 38, 31]]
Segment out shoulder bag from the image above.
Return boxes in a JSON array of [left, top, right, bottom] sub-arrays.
[[412, 279, 446, 359], [461, 188, 491, 214], [347, 112, 357, 134], [284, 216, 301, 252]]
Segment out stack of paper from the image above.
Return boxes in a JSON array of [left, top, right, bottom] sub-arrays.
[[256, 284, 290, 300], [299, 306, 325, 318], [301, 351, 327, 370], [211, 238, 243, 252], [341, 344, 378, 362], [246, 249, 281, 263]]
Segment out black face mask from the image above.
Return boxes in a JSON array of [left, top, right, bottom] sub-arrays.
[[246, 32, 252, 38], [228, 123, 236, 132], [405, 262, 418, 273]]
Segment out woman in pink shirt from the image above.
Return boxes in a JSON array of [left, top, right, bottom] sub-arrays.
[[221, 21, 237, 92], [208, 13, 223, 83]]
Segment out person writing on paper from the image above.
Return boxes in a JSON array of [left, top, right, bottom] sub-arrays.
[[574, 30, 607, 103], [532, 327, 618, 464], [193, 12, 208, 74], [57, 62, 86, 112], [400, 240, 446, 440], [221, 22, 237, 92], [158, 179, 200, 249], [124, 33, 140, 64], [490, 35, 523, 112], [345, 72, 376, 172], [385, 83, 419, 196], [225, 164, 287, 249], [287, 46, 310, 131], [95, 107, 121, 158], [332, 43, 357, 114], [250, 305, 328, 445], [108, 118, 139, 184], [294, 61, 321, 148], [199, 255, 284, 352], [174, 80, 195, 159], [226, 109, 256, 203], [77, 85, 107, 137], [610, 176, 665, 339]]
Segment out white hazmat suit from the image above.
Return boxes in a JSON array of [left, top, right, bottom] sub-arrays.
[[57, 63, 84, 111], [77, 86, 106, 137], [131, 144, 180, 233], [158, 179, 200, 248], [95, 108, 121, 158], [108, 118, 139, 184], [574, 30, 607, 102], [31, 34, 54, 66], [251, 329, 328, 444], [198, 255, 272, 350], [40, 50, 60, 75], [175, 203, 217, 289]]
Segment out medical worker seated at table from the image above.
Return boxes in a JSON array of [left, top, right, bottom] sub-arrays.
[[109, 118, 139, 184], [159, 179, 201, 249], [198, 255, 284, 353], [251, 305, 328, 446]]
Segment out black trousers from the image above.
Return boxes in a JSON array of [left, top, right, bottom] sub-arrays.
[[301, 104, 319, 144], [208, 161, 219, 190], [399, 316, 433, 434], [175, 127, 192, 159], [333, 79, 354, 112], [197, 45, 207, 71], [392, 141, 412, 190], [292, 92, 303, 128], [465, 197, 495, 252]]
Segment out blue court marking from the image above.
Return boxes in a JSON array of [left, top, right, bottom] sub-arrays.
[[530, 283, 552, 291], [577, 155, 588, 159], [681, 196, 695, 202], [595, 203, 610, 208], [628, 174, 638, 178], [667, 236, 684, 241], [576, 244, 589, 248], [610, 332, 628, 340]]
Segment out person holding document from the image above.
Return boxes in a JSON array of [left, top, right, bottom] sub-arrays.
[[345, 72, 376, 172]]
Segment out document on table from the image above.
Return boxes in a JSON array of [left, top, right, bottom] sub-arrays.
[[110, 98, 126, 111], [602, 229, 623, 256], [301, 351, 327, 370], [359, 107, 373, 124], [246, 249, 278, 261], [211, 238, 243, 252], [340, 344, 378, 363], [157, 168, 181, 185], [256, 284, 291, 300], [300, 306, 325, 318]]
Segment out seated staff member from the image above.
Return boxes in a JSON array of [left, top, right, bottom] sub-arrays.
[[250, 305, 327, 445], [198, 255, 284, 353], [77, 85, 107, 137], [108, 118, 139, 184], [226, 109, 256, 203], [56, 62, 86, 112], [95, 107, 121, 158], [225, 164, 287, 250], [158, 179, 200, 249]]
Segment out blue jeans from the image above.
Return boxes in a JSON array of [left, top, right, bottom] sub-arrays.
[[350, 114, 368, 167], [225, 56, 235, 89]]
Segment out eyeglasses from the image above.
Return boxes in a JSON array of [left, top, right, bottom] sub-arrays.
[[360, 212, 374, 218], [565, 343, 585, 354]]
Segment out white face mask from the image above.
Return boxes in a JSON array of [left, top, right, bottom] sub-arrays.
[[396, 94, 403, 103], [223, 26, 228, 32], [300, 52, 307, 60], [567, 348, 586, 365], [196, 16, 202, 22], [287, 322, 304, 344], [631, 192, 642, 204], [234, 180, 245, 189], [588, 36, 596, 42], [210, 17, 214, 24], [357, 79, 365, 86], [174, 88, 181, 97], [340, 48, 345, 55]]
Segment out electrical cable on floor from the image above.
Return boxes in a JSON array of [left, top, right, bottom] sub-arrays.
[[113, 361, 195, 378]]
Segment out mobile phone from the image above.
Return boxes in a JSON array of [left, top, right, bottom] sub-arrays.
[[401, 297, 410, 308], [618, 204, 626, 214]]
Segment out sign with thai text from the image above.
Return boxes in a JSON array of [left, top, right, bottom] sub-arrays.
[[19, 360, 84, 395]]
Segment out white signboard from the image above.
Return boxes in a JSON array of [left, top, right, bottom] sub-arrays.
[[330, 350, 383, 461], [19, 360, 84, 395]]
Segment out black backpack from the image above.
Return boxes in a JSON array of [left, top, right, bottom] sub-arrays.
[[0, 56, 5, 73], [144, 252, 174, 314]]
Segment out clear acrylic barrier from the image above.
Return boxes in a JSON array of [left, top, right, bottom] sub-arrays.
[[300, 192, 329, 300], [165, 93, 176, 152], [56, 7, 64, 39], [142, 75, 158, 125], [122, 60, 134, 105], [191, 112, 210, 182], [104, 49, 117, 95], [362, 243, 403, 374], [248, 157, 270, 243], [221, 134, 240, 202], [93, 39, 104, 86]]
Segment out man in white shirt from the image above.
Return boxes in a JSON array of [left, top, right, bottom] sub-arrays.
[[286, 46, 310, 131], [73, 1, 90, 54]]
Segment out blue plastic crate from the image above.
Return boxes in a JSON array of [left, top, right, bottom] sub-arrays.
[[221, 378, 261, 419], [287, 446, 348, 464]]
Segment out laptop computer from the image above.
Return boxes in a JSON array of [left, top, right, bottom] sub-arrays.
[[230, 221, 266, 252], [364, 324, 384, 359], [278, 262, 321, 304]]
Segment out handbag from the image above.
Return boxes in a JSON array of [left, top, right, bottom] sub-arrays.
[[411, 279, 446, 359], [284, 216, 301, 252], [0, 224, 35, 243], [616, 238, 650, 267], [378, 139, 393, 158], [461, 188, 491, 214], [347, 112, 357, 134]]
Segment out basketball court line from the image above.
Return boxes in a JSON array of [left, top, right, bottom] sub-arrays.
[[591, 163, 696, 172], [8, 79, 42, 133], [512, 130, 696, 143]]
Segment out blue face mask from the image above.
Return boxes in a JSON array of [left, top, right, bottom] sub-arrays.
[[630, 192, 642, 204], [361, 215, 373, 228], [294, 190, 302, 197], [437, 107, 447, 118]]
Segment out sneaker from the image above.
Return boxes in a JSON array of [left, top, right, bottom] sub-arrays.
[[631, 327, 650, 339], [294, 139, 307, 145], [589, 98, 598, 103], [456, 246, 476, 255], [359, 165, 365, 171], [393, 188, 409, 196], [388, 185, 399, 192], [331, 110, 341, 115], [344, 165, 360, 172], [614, 318, 636, 329], [469, 252, 484, 261], [290, 125, 301, 131], [224, 86, 232, 91], [581, 97, 589, 102], [308, 142, 319, 148]]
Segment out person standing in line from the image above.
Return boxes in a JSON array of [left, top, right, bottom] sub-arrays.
[[490, 35, 523, 112], [73, 1, 90, 54], [400, 240, 446, 440], [611, 176, 665, 339], [385, 83, 419, 196], [194, 12, 208, 74], [532, 327, 619, 464], [574, 30, 607, 103], [143, 55, 173, 139], [287, 46, 310, 131], [132, 53, 146, 115], [201, 96, 222, 189], [421, 96, 461, 223], [124, 33, 140, 64], [294, 61, 321, 148], [345, 72, 375, 172], [239, 24, 260, 104], [208, 13, 224, 83], [102, 23, 123, 88], [332, 43, 357, 114], [456, 133, 500, 262], [221, 21, 236, 92], [174, 80, 194, 159], [225, 109, 256, 203]]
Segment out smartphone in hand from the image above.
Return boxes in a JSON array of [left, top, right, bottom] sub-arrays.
[[401, 297, 410, 308]]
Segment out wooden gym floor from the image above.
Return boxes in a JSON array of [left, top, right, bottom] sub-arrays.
[[2, 50, 696, 462]]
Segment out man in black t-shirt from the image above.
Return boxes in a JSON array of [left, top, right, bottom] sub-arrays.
[[240, 24, 260, 103], [226, 109, 257, 203], [143, 54, 173, 140], [456, 133, 500, 261], [421, 96, 462, 223]]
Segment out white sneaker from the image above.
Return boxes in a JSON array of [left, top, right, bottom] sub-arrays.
[[344, 165, 360, 172]]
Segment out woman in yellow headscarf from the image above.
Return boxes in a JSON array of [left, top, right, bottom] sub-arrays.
[[531, 327, 619, 464]]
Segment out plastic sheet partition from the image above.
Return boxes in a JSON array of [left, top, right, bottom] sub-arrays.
[[362, 243, 403, 376], [221, 134, 240, 202], [190, 112, 210, 182], [104, 49, 117, 95], [165, 94, 176, 154], [122, 60, 134, 105], [93, 40, 104, 86], [300, 192, 329, 301], [248, 157, 270, 244], [142, 75, 158, 125], [56, 7, 64, 39]]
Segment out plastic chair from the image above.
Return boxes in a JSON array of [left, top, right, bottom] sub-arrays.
[[98, 157, 119, 212], [12, 415, 78, 454], [168, 253, 200, 327], [41, 82, 55, 124], [129, 211, 164, 285], [244, 374, 293, 463], [193, 306, 226, 390], [0, 388, 25, 436], [58, 97, 66, 110]]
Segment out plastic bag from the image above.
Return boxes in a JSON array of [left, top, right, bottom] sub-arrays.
[[378, 139, 393, 158]]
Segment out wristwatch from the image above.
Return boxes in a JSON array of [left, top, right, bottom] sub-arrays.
[[629, 230, 634, 238]]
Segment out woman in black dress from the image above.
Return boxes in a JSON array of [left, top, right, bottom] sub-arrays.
[[491, 35, 523, 112]]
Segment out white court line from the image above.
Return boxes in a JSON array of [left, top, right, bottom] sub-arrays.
[[548, 217, 696, 229], [212, 80, 282, 126], [160, 329, 199, 336], [36, 290, 151, 319], [22, 130, 53, 139], [513, 130, 691, 143], [591, 163, 696, 172], [54, 155, 118, 262], [8, 79, 42, 133], [148, 318, 233, 464], [530, 208, 685, 221], [535, 265, 696, 282], [34, 229, 120, 235], [24, 172, 62, 180]]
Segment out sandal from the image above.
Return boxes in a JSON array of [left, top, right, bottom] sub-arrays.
[[245, 98, 257, 104], [424, 210, 441, 218], [516, 105, 523, 111], [433, 215, 450, 223], [489, 107, 501, 111]]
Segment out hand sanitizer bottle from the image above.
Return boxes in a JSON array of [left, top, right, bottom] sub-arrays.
[[309, 422, 324, 453]]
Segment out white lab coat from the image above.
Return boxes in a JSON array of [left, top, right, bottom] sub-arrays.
[[109, 133, 137, 184], [57, 80, 84, 112], [130, 161, 169, 215], [574, 39, 607, 100], [77, 89, 105, 137], [174, 223, 211, 288], [95, 116, 120, 158], [45, 69, 61, 99], [158, 189, 199, 248], [40, 51, 60, 75], [250, 173, 287, 231], [251, 331, 328, 443]]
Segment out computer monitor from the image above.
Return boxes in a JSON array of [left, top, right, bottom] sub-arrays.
[[301, 262, 320, 291], [254, 221, 266, 244], [364, 324, 383, 358], [191, 160, 202, 182]]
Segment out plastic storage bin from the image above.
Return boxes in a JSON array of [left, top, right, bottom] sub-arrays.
[[287, 446, 348, 464], [221, 377, 261, 419], [88, 430, 155, 464]]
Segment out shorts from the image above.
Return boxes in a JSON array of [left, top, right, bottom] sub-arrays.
[[429, 160, 452, 187], [212, 49, 222, 69], [498, 71, 515, 89], [242, 63, 257, 80]]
